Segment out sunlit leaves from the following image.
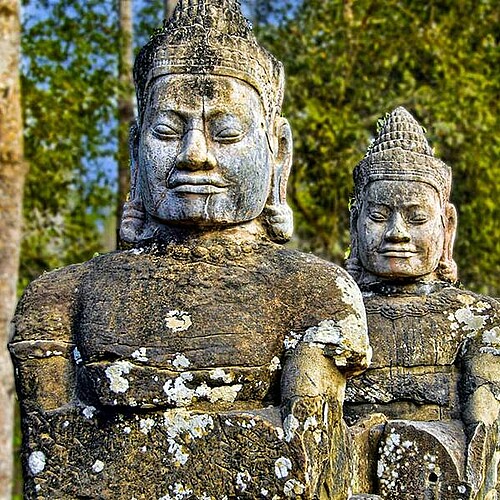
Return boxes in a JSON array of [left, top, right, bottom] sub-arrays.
[[257, 0, 499, 294]]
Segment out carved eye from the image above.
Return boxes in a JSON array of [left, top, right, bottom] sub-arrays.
[[211, 114, 247, 144], [152, 123, 181, 139], [409, 214, 429, 225], [368, 212, 387, 222], [213, 127, 245, 144]]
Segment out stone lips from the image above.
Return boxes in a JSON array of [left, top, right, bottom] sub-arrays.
[[133, 0, 285, 126], [354, 107, 452, 202]]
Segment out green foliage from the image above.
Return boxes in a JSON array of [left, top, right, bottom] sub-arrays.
[[256, 0, 499, 295], [20, 0, 119, 289], [20, 0, 499, 296]]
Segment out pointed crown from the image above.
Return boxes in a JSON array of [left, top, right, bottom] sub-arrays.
[[134, 0, 285, 126], [354, 107, 452, 203]]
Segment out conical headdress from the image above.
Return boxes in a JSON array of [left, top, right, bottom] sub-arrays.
[[134, 0, 285, 125], [353, 107, 452, 203]]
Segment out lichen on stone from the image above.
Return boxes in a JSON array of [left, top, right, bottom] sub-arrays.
[[105, 360, 133, 393], [28, 451, 46, 475]]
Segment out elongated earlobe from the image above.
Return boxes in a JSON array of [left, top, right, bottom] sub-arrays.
[[120, 122, 147, 244], [437, 203, 458, 282], [262, 117, 294, 242]]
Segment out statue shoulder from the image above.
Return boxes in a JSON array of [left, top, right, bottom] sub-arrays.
[[269, 247, 365, 317], [12, 261, 88, 344], [444, 286, 499, 328]]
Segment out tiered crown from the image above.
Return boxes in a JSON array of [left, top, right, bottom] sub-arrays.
[[354, 107, 452, 202], [134, 0, 285, 125]]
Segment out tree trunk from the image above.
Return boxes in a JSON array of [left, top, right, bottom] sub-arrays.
[[117, 0, 134, 247], [164, 0, 178, 20], [0, 0, 27, 498]]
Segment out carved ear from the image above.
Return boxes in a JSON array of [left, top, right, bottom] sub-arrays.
[[262, 117, 294, 243], [119, 122, 147, 244], [129, 121, 140, 200], [438, 203, 458, 282], [272, 117, 293, 206]]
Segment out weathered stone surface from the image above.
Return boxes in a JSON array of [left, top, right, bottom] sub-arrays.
[[345, 107, 500, 499], [11, 1, 370, 498], [12, 240, 368, 499]]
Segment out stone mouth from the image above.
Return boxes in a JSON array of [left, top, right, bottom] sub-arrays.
[[378, 248, 417, 258], [169, 175, 229, 194], [171, 184, 228, 194]]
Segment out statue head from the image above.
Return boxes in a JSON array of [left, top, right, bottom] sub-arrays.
[[120, 0, 293, 244], [347, 107, 458, 284]]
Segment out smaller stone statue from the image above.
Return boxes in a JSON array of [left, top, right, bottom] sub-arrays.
[[10, 1, 370, 499], [345, 107, 500, 499]]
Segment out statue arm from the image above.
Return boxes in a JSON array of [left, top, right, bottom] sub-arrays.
[[301, 270, 371, 378], [9, 265, 82, 413], [460, 299, 500, 429]]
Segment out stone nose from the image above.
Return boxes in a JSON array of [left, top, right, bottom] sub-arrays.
[[384, 213, 411, 242], [176, 128, 216, 171]]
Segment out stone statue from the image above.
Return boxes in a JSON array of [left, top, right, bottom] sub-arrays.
[[345, 107, 500, 499], [10, 1, 371, 498]]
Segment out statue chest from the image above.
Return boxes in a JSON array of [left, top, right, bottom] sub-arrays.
[[74, 253, 291, 409]]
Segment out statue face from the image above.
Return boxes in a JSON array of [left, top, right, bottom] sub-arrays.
[[357, 180, 445, 280], [136, 74, 273, 226]]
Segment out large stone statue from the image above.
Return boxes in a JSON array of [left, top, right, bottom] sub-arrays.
[[345, 107, 500, 499], [10, 1, 370, 498]]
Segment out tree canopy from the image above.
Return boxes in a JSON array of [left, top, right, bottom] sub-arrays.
[[256, 0, 499, 294], [20, 0, 499, 295]]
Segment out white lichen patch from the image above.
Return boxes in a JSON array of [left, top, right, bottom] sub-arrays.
[[303, 320, 342, 346], [483, 327, 500, 346], [284, 479, 305, 496], [167, 439, 189, 466], [139, 417, 156, 435], [284, 331, 302, 350], [377, 430, 419, 495], [164, 411, 214, 440], [91, 460, 104, 473], [283, 414, 300, 442], [303, 416, 318, 431], [210, 368, 234, 383], [28, 451, 46, 475], [276, 427, 284, 440], [236, 418, 256, 429], [448, 301, 492, 337], [123, 426, 131, 434], [207, 384, 242, 403], [105, 360, 133, 393], [160, 482, 194, 500], [336, 273, 363, 309], [82, 405, 96, 419], [165, 310, 192, 332], [172, 353, 191, 369], [131, 347, 148, 362], [269, 356, 282, 372], [261, 488, 269, 497], [73, 347, 82, 364], [455, 307, 487, 332], [194, 382, 211, 398], [163, 410, 214, 465], [236, 471, 251, 491], [457, 294, 476, 306], [275, 457, 292, 479], [163, 373, 195, 406], [303, 416, 322, 444]]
